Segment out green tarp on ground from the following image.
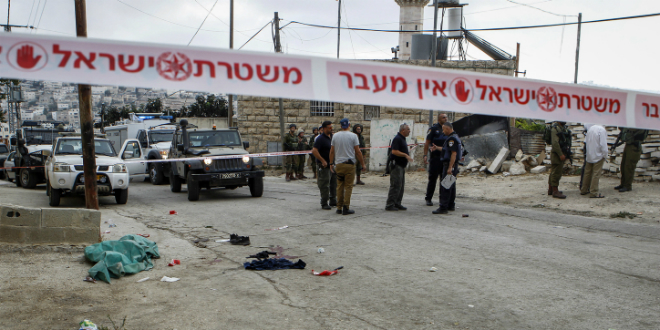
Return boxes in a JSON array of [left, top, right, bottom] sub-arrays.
[[84, 234, 160, 284]]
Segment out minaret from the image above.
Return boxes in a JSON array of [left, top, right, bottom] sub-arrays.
[[395, 0, 430, 60]]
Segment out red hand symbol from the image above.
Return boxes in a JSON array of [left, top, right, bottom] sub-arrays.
[[16, 45, 42, 69], [455, 80, 470, 103]]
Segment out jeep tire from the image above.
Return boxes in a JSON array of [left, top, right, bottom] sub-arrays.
[[20, 168, 37, 188], [149, 163, 165, 185], [170, 171, 182, 192], [115, 188, 129, 204], [187, 171, 200, 201], [249, 176, 264, 197]]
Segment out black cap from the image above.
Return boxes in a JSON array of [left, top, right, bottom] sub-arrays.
[[321, 121, 332, 128]]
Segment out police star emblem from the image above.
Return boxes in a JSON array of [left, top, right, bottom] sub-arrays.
[[448, 141, 454, 147]]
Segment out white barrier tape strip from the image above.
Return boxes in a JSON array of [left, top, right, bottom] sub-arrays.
[[3, 34, 657, 129], [0, 143, 425, 170]]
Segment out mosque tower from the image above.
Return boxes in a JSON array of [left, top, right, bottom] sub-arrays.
[[395, 0, 430, 60]]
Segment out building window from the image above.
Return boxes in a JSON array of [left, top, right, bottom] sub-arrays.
[[364, 105, 380, 121], [415, 25, 418, 30], [406, 42, 409, 48], [310, 101, 335, 117]]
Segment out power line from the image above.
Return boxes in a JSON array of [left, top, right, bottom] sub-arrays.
[[26, 0, 36, 26], [187, 0, 219, 46], [504, 0, 577, 17], [116, 0, 226, 33], [35, 0, 47, 30], [239, 20, 272, 50], [286, 12, 660, 33]]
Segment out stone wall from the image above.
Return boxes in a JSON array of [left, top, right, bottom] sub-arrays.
[[237, 59, 517, 165], [0, 204, 101, 245]]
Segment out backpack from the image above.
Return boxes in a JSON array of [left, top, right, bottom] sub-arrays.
[[543, 124, 554, 145]]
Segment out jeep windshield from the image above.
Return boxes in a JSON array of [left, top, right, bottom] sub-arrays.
[[149, 130, 174, 144], [55, 139, 117, 157], [189, 131, 241, 147], [23, 129, 60, 145], [0, 145, 8, 154]]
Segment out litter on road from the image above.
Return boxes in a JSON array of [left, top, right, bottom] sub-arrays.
[[83, 276, 96, 283], [137, 234, 150, 238], [78, 319, 98, 330], [244, 258, 306, 271], [168, 259, 181, 267], [312, 266, 343, 276], [137, 277, 150, 283], [317, 248, 325, 253], [169, 210, 178, 215], [160, 276, 180, 282], [266, 225, 289, 231], [230, 233, 250, 246], [247, 251, 277, 260], [429, 267, 438, 272], [84, 234, 160, 284]]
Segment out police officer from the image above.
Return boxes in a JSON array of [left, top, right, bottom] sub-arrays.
[[615, 128, 649, 192], [283, 124, 299, 182], [385, 123, 413, 211], [432, 122, 461, 215], [549, 121, 570, 199], [296, 129, 309, 180], [309, 128, 319, 179], [424, 113, 449, 206]]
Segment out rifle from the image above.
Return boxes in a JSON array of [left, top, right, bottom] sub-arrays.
[[610, 131, 623, 156]]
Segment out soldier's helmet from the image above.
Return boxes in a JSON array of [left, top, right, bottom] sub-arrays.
[[288, 124, 297, 129]]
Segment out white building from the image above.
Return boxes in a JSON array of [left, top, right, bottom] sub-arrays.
[[24, 91, 36, 101], [395, 0, 430, 60], [57, 103, 70, 110], [1, 122, 9, 139]]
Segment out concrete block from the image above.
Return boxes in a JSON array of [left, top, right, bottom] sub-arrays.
[[501, 161, 513, 172], [650, 151, 660, 158], [637, 159, 653, 168], [466, 160, 481, 170], [486, 147, 510, 174], [0, 225, 63, 244], [41, 208, 101, 229], [462, 131, 509, 163], [515, 149, 524, 162], [531, 166, 547, 174], [0, 205, 42, 227], [652, 175, 660, 181], [479, 166, 487, 172], [509, 162, 527, 175]]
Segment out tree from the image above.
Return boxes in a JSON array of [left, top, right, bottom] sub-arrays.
[[0, 110, 6, 123], [144, 98, 163, 113], [180, 95, 228, 118], [104, 89, 112, 96]]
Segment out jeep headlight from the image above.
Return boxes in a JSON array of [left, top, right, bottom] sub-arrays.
[[204, 158, 212, 165], [53, 162, 70, 172], [113, 163, 127, 173], [242, 155, 250, 163], [159, 150, 169, 160]]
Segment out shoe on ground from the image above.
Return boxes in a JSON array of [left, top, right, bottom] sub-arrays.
[[385, 205, 399, 211], [432, 208, 448, 214], [321, 204, 332, 210], [448, 207, 455, 211], [614, 185, 623, 190], [618, 187, 632, 192], [230, 233, 250, 246], [396, 205, 407, 211], [342, 207, 355, 215], [356, 181, 365, 185], [336, 209, 343, 214], [425, 200, 434, 206], [329, 201, 337, 207]]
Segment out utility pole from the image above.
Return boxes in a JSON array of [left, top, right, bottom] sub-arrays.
[[100, 103, 105, 133], [5, 0, 10, 31], [228, 0, 234, 128], [515, 43, 521, 78], [574, 13, 582, 84], [75, 0, 99, 210], [336, 0, 341, 59], [274, 12, 285, 144]]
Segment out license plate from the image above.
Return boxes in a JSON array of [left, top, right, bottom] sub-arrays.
[[221, 173, 241, 179]]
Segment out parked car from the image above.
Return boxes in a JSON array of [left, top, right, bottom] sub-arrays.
[[165, 120, 264, 201], [3, 151, 17, 183], [45, 135, 144, 206], [0, 143, 9, 180]]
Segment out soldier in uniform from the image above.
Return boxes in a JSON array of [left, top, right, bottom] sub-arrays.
[[615, 128, 649, 192], [353, 124, 366, 185], [423, 113, 449, 206], [309, 128, 319, 179], [283, 124, 299, 182], [296, 129, 308, 180], [549, 121, 570, 199]]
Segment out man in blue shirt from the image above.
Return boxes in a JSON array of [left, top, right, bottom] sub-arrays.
[[423, 113, 449, 206], [433, 122, 461, 215], [386, 123, 413, 211], [312, 121, 337, 210]]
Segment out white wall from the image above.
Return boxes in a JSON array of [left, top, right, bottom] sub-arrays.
[[368, 119, 425, 171]]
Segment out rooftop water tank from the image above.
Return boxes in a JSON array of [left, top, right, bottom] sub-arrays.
[[410, 34, 434, 60], [446, 7, 462, 38]]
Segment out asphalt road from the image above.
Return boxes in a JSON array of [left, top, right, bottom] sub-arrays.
[[1, 176, 660, 329]]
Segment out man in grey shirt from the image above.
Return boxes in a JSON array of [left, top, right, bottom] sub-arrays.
[[330, 118, 365, 215]]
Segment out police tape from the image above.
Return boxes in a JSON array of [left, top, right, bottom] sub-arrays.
[[0, 143, 424, 170], [1, 34, 659, 130]]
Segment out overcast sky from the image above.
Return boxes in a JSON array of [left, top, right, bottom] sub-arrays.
[[2, 0, 659, 93]]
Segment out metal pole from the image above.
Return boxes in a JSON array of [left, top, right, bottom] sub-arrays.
[[75, 0, 99, 210], [4, 0, 10, 32], [274, 12, 285, 144], [336, 0, 341, 59], [101, 103, 105, 133], [574, 13, 582, 84], [429, 1, 439, 129], [228, 0, 234, 127], [515, 43, 520, 78]]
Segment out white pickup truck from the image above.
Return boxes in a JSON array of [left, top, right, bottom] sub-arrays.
[[45, 135, 145, 207]]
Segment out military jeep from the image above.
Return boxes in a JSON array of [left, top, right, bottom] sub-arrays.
[[165, 120, 264, 201]]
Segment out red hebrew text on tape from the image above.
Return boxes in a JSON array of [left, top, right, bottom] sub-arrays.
[[0, 34, 658, 130]]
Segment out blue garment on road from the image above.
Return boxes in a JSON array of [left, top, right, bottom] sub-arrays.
[[244, 258, 306, 271]]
